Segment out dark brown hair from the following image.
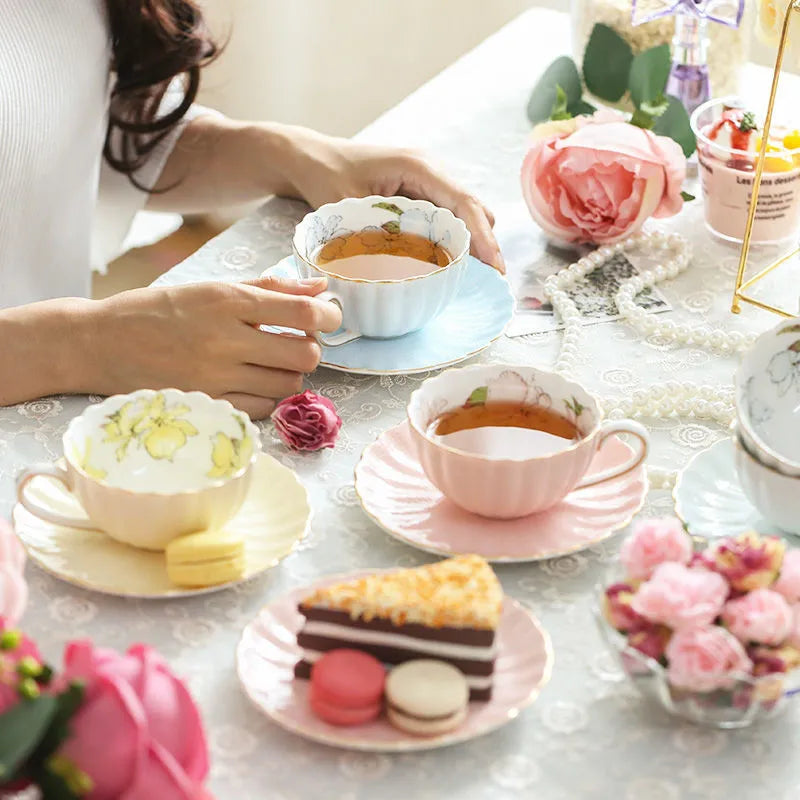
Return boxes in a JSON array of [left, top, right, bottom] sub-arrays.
[[104, 0, 218, 186]]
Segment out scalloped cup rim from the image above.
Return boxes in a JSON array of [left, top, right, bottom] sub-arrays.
[[407, 364, 604, 464], [292, 195, 471, 284], [734, 316, 800, 473], [64, 388, 261, 495]]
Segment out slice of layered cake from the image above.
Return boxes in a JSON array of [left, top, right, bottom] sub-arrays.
[[294, 555, 502, 700]]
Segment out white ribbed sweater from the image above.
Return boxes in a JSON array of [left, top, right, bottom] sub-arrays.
[[1, 1, 193, 310]]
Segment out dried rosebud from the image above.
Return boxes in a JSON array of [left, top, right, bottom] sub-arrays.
[[272, 390, 342, 452], [704, 532, 785, 592]]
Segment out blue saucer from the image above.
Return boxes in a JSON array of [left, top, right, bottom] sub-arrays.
[[263, 256, 513, 375]]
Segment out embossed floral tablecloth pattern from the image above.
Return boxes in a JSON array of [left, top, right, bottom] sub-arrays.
[[3, 10, 800, 800]]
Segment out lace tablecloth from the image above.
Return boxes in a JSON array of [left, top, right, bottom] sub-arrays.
[[4, 10, 800, 799]]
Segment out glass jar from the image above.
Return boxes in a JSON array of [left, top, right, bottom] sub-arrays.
[[570, 0, 753, 108]]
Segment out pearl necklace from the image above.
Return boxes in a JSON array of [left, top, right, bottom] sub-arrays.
[[543, 230, 747, 488]]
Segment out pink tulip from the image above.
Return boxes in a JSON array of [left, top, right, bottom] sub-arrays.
[[57, 641, 209, 800], [521, 113, 686, 245], [0, 517, 27, 625]]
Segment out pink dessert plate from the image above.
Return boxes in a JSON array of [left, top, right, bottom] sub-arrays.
[[354, 421, 648, 563], [236, 570, 552, 752]]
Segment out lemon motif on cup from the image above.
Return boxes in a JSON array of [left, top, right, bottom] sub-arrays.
[[208, 418, 254, 479]]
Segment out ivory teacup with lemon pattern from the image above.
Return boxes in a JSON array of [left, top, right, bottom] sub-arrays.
[[16, 389, 261, 551]]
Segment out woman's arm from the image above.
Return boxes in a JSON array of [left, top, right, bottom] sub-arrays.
[[0, 276, 341, 417], [148, 116, 505, 272]]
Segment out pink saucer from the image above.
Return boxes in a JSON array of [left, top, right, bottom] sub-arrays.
[[236, 570, 553, 752], [355, 421, 647, 562]]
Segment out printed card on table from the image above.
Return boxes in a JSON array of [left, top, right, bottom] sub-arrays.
[[505, 247, 671, 338]]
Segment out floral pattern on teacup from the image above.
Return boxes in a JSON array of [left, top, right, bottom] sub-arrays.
[[376, 202, 453, 253], [768, 328, 800, 397], [102, 392, 199, 463], [208, 418, 254, 480], [304, 214, 350, 257]]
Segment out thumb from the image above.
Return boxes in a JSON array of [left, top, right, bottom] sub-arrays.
[[243, 274, 328, 296]]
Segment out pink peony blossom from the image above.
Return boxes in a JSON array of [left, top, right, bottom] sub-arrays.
[[627, 624, 672, 662], [620, 517, 693, 580], [57, 641, 209, 800], [722, 588, 793, 645], [631, 562, 728, 630], [773, 549, 800, 602], [0, 517, 27, 625], [521, 116, 686, 245], [603, 583, 646, 632], [666, 625, 753, 692], [272, 390, 342, 452], [0, 618, 43, 714], [704, 532, 785, 593]]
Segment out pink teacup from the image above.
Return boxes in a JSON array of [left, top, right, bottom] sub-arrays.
[[407, 365, 649, 519]]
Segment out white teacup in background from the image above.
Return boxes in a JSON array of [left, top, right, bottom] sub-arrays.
[[407, 365, 649, 520], [293, 195, 470, 344], [16, 389, 261, 551]]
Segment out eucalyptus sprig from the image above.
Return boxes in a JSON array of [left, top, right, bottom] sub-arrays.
[[527, 23, 697, 158]]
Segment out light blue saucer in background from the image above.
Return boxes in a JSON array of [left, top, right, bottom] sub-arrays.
[[262, 255, 513, 375]]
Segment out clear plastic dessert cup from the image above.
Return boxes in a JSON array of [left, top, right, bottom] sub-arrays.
[[691, 97, 800, 244]]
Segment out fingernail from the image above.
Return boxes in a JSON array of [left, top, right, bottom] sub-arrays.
[[299, 277, 325, 285]]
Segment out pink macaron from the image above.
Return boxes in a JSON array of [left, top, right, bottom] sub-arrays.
[[309, 649, 386, 726]]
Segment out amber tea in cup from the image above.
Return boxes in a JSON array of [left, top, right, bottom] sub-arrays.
[[428, 401, 583, 461], [313, 229, 452, 281]]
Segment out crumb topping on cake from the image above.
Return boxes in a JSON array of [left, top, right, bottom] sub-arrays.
[[301, 555, 502, 629]]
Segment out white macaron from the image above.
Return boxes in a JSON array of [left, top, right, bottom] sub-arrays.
[[385, 659, 469, 736]]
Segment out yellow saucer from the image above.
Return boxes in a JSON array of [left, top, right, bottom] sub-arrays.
[[12, 454, 310, 598]]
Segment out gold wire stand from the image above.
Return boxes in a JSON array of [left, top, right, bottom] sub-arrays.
[[731, 0, 800, 317]]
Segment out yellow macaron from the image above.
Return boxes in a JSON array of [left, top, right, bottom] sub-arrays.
[[165, 529, 246, 587]]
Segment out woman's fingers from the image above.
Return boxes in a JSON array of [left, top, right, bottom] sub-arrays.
[[220, 392, 276, 420], [234, 280, 343, 332], [236, 326, 322, 373], [235, 364, 304, 398], [398, 156, 505, 273]]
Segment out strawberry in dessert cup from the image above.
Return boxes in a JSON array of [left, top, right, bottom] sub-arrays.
[[691, 97, 800, 244]]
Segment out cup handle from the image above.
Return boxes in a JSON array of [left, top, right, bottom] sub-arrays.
[[313, 291, 361, 347], [16, 464, 97, 530], [573, 420, 650, 491]]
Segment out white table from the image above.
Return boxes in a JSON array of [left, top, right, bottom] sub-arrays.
[[3, 9, 800, 799]]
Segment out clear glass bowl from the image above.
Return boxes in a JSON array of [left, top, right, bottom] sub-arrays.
[[595, 597, 800, 729]]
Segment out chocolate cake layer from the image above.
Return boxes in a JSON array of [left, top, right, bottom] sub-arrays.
[[296, 633, 494, 676], [299, 606, 495, 646]]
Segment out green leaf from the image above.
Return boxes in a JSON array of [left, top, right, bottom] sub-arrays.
[[550, 85, 572, 121], [629, 44, 671, 107], [583, 24, 633, 103], [32, 683, 85, 764], [0, 695, 58, 780], [372, 202, 403, 216], [680, 191, 696, 202], [568, 99, 596, 117], [639, 94, 669, 119], [31, 765, 82, 800], [630, 108, 655, 130], [527, 56, 582, 124], [381, 221, 401, 234], [739, 111, 758, 133], [652, 95, 697, 157], [465, 386, 488, 407]]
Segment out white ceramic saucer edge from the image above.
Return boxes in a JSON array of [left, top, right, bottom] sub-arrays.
[[235, 570, 554, 752], [12, 452, 312, 599], [261, 256, 513, 376]]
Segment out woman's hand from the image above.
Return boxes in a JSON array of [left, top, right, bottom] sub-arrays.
[[81, 275, 341, 419], [286, 130, 505, 273]]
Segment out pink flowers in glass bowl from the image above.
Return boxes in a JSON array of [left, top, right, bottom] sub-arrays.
[[598, 519, 800, 728]]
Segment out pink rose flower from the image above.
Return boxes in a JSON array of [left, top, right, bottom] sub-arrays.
[[603, 583, 646, 632], [0, 517, 27, 625], [272, 390, 342, 452], [666, 625, 753, 692], [773, 549, 800, 602], [0, 618, 43, 714], [631, 563, 728, 630], [722, 588, 793, 645], [749, 643, 800, 676], [620, 517, 692, 581], [628, 623, 671, 662], [704, 532, 785, 592], [58, 641, 209, 800], [520, 117, 686, 245]]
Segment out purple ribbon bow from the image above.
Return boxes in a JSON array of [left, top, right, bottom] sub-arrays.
[[631, 0, 745, 27]]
